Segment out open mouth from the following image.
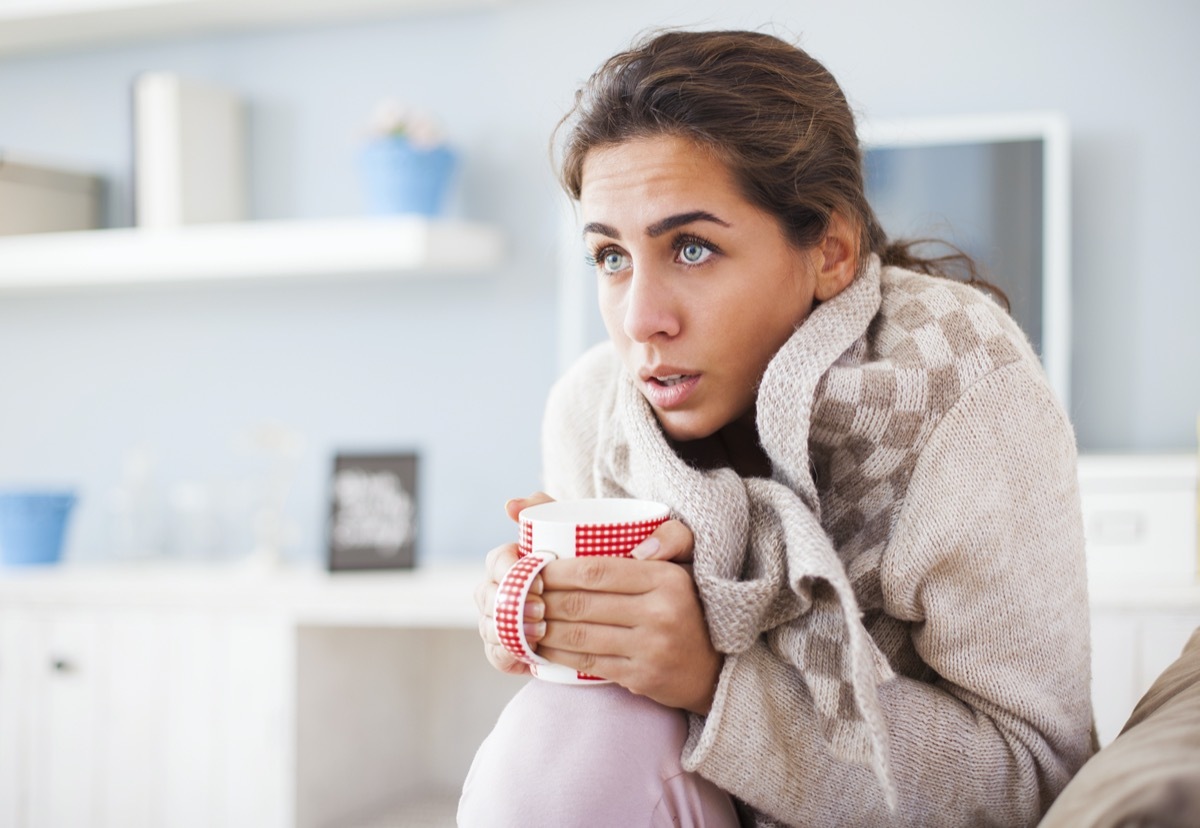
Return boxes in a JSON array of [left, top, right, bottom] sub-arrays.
[[651, 374, 697, 387], [642, 371, 701, 409]]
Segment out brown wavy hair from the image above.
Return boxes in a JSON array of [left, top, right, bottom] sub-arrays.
[[554, 29, 1007, 308]]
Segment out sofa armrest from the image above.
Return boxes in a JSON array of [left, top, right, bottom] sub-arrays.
[[1040, 626, 1200, 827]]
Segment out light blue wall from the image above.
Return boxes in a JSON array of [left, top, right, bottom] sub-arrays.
[[1, 0, 1197, 565]]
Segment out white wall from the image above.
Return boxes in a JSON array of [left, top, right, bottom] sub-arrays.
[[0, 0, 1196, 565]]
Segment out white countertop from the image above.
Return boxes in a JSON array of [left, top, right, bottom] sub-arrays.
[[0, 561, 484, 628]]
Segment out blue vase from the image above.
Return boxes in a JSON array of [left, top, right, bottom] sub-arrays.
[[359, 138, 457, 217], [0, 492, 77, 566]]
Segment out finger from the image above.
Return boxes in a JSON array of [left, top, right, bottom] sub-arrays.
[[539, 619, 634, 659], [540, 555, 672, 594], [477, 580, 545, 619], [536, 644, 629, 683], [485, 542, 521, 582], [541, 589, 640, 627], [504, 491, 555, 523], [478, 612, 546, 647], [630, 519, 695, 562], [485, 542, 544, 596]]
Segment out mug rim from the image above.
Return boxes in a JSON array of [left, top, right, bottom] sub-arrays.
[[518, 497, 670, 525]]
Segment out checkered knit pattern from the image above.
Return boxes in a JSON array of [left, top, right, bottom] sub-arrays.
[[538, 255, 1087, 824], [807, 270, 1023, 612]]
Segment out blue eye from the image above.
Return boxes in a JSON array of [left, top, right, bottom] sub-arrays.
[[679, 242, 709, 264], [587, 247, 629, 274], [602, 251, 627, 273]]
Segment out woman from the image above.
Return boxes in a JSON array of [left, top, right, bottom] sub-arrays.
[[461, 29, 1094, 827]]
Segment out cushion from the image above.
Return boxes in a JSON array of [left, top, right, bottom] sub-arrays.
[[1039, 626, 1200, 827]]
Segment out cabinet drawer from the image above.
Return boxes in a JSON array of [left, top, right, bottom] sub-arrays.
[[1079, 454, 1198, 583]]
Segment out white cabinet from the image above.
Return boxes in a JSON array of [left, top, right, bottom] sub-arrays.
[[0, 566, 524, 828], [28, 611, 104, 828], [0, 612, 24, 827], [99, 610, 166, 826], [0, 605, 292, 828], [101, 610, 292, 828], [214, 614, 292, 828], [1, 609, 105, 828], [1088, 585, 1200, 745]]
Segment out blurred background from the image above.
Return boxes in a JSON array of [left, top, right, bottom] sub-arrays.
[[1, 2, 1198, 825]]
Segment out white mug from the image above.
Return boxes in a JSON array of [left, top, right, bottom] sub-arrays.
[[493, 498, 671, 685]]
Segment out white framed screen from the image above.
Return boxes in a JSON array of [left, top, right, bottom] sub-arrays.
[[859, 111, 1072, 409]]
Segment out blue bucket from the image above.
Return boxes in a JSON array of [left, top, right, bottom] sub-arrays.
[[0, 492, 77, 566], [359, 138, 457, 217]]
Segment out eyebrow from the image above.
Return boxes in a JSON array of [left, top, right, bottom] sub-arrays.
[[581, 210, 730, 240]]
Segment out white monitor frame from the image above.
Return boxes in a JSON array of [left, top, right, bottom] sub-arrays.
[[857, 111, 1072, 410]]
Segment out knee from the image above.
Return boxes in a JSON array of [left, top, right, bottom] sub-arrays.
[[476, 680, 688, 758], [458, 682, 690, 827]]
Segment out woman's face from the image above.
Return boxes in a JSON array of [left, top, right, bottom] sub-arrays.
[[580, 134, 821, 442]]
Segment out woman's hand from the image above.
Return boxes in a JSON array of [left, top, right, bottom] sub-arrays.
[[540, 516, 723, 715], [475, 494, 723, 714], [475, 493, 555, 676]]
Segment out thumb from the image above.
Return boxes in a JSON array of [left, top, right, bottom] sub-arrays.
[[504, 491, 555, 523], [630, 518, 694, 562]]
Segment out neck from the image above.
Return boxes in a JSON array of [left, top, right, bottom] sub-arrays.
[[668, 412, 772, 478]]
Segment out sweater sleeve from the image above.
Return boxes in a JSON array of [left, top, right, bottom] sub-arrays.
[[681, 359, 1096, 827]]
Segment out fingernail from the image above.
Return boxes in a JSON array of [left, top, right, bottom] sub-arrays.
[[630, 537, 660, 559], [524, 600, 544, 620], [524, 621, 546, 639]]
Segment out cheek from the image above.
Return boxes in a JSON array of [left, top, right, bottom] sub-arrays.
[[731, 273, 813, 365], [770, 265, 817, 331], [598, 288, 623, 340]]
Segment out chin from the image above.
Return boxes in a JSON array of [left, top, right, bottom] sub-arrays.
[[654, 411, 721, 443]]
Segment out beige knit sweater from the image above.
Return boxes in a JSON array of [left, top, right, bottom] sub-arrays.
[[540, 258, 1095, 827]]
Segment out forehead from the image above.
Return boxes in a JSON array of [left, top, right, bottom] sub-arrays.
[[579, 135, 745, 222]]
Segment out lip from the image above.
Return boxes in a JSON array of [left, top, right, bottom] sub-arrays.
[[639, 366, 701, 409]]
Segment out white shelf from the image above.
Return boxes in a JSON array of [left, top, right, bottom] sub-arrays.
[[0, 0, 508, 57], [0, 215, 504, 290]]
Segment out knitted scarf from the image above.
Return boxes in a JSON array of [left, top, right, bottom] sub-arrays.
[[593, 257, 898, 809]]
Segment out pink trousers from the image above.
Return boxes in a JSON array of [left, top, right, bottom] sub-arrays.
[[458, 679, 741, 827]]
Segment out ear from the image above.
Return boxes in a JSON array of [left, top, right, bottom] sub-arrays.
[[812, 211, 859, 301]]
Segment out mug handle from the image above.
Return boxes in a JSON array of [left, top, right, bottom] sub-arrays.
[[493, 550, 557, 666]]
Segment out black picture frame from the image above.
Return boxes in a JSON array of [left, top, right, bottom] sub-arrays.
[[327, 452, 418, 571]]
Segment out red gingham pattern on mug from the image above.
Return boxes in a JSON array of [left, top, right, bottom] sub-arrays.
[[575, 517, 668, 556], [519, 519, 534, 557], [518, 516, 669, 558], [493, 552, 554, 665]]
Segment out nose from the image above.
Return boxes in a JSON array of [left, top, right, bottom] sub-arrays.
[[622, 268, 681, 343]]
